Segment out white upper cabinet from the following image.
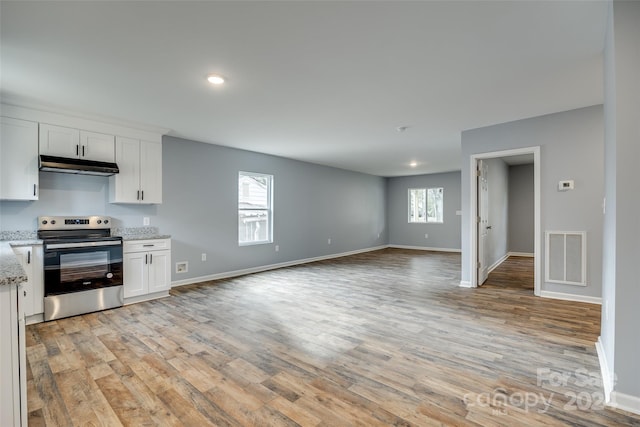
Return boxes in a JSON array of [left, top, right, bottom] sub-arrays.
[[139, 140, 162, 204], [39, 124, 80, 157], [0, 117, 39, 200], [79, 130, 115, 162], [40, 124, 114, 162], [109, 137, 162, 204]]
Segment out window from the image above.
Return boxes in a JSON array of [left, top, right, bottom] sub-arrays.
[[408, 187, 443, 223], [238, 171, 273, 245]]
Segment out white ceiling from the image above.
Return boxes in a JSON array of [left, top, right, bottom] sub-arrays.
[[0, 1, 607, 177]]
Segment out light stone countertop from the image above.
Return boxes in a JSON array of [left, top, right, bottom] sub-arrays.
[[112, 226, 170, 241], [0, 241, 27, 287], [120, 234, 172, 241]]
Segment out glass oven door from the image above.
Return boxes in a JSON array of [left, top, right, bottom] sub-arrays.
[[43, 240, 123, 296]]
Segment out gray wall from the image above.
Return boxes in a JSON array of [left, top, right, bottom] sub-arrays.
[[461, 105, 604, 298], [386, 171, 461, 250], [0, 136, 387, 282], [508, 164, 534, 254], [485, 158, 509, 269], [602, 0, 640, 401]]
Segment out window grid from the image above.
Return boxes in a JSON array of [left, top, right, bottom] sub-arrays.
[[238, 171, 273, 245], [408, 187, 444, 223]]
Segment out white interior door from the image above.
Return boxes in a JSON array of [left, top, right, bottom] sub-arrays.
[[477, 160, 489, 285]]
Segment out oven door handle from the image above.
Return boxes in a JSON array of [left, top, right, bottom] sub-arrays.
[[46, 240, 122, 250]]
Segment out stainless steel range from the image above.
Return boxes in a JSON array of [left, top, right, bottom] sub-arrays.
[[38, 216, 123, 321]]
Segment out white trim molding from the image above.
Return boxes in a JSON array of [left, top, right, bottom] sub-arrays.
[[596, 337, 640, 416], [539, 290, 601, 305], [488, 253, 509, 274], [387, 244, 461, 253], [172, 245, 387, 288], [596, 337, 614, 402], [508, 252, 534, 258], [610, 391, 640, 416], [459, 281, 472, 288]]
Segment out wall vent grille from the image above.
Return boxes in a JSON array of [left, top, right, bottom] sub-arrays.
[[545, 231, 586, 286]]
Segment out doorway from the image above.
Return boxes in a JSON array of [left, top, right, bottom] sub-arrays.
[[469, 147, 541, 295]]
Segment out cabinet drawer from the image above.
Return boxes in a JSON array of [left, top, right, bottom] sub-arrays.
[[124, 239, 171, 253]]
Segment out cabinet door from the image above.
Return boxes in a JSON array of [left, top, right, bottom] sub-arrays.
[[123, 252, 148, 298], [148, 250, 171, 294], [110, 136, 141, 203], [11, 247, 34, 317], [30, 246, 44, 316], [139, 140, 162, 204], [0, 285, 23, 427], [39, 124, 80, 158], [0, 117, 39, 200], [80, 131, 115, 162]]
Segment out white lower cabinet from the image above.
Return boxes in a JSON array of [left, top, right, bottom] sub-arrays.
[[0, 283, 27, 427], [123, 239, 171, 303], [11, 245, 44, 323]]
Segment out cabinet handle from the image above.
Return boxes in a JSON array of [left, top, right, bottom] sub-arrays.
[[33, 184, 37, 196], [141, 190, 144, 201], [143, 244, 154, 247], [27, 250, 31, 264], [145, 254, 148, 264], [150, 253, 153, 264], [82, 145, 85, 157], [76, 144, 79, 156], [24, 290, 27, 297], [137, 190, 140, 200]]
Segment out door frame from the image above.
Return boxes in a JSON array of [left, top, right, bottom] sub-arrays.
[[468, 146, 541, 295]]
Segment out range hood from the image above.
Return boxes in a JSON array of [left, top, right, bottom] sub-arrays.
[[39, 155, 120, 176]]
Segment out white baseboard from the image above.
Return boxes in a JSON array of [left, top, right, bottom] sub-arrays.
[[171, 245, 388, 288], [387, 244, 461, 253], [595, 337, 614, 402], [124, 290, 170, 305], [610, 391, 640, 416], [508, 251, 534, 258], [596, 337, 640, 416], [488, 253, 509, 274], [459, 280, 472, 288], [539, 290, 602, 305]]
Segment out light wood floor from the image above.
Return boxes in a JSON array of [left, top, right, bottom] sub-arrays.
[[25, 249, 640, 426]]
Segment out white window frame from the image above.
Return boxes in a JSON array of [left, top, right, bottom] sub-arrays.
[[238, 171, 273, 246], [408, 187, 444, 224], [408, 188, 427, 223]]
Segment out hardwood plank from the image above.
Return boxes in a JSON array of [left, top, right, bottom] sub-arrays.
[[25, 250, 640, 426]]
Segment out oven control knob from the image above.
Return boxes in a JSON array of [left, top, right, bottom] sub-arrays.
[[97, 220, 102, 224], [42, 220, 48, 225], [104, 219, 109, 224], [106, 273, 113, 279], [51, 220, 56, 225]]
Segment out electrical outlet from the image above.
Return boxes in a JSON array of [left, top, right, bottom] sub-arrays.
[[377, 233, 380, 239], [201, 253, 207, 261], [143, 217, 150, 226], [424, 233, 429, 239], [275, 245, 279, 252], [176, 262, 188, 273], [327, 238, 331, 245]]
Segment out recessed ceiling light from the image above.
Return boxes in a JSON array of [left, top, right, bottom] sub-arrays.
[[409, 161, 418, 168], [207, 74, 225, 85]]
